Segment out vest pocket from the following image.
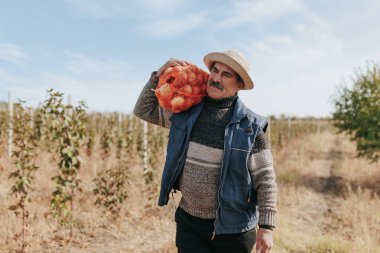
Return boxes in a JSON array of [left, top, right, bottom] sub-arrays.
[[225, 149, 251, 186], [230, 122, 259, 152], [221, 185, 251, 226]]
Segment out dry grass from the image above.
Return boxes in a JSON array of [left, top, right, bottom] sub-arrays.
[[0, 128, 379, 252], [0, 146, 177, 253], [272, 130, 380, 253]]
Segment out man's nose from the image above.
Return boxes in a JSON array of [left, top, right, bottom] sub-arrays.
[[213, 73, 221, 83]]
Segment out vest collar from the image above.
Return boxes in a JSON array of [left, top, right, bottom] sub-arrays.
[[230, 98, 250, 123], [188, 97, 256, 125]]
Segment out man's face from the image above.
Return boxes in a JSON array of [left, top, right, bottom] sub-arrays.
[[207, 62, 241, 99]]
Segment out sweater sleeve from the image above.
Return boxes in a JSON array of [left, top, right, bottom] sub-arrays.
[[248, 131, 277, 228], [133, 71, 172, 128]]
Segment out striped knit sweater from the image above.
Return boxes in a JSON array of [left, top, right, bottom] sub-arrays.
[[133, 72, 277, 228], [179, 95, 236, 219]]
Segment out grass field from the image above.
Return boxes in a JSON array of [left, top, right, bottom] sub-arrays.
[[0, 127, 379, 253]]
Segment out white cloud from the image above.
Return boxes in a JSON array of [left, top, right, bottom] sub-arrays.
[[248, 32, 342, 70], [65, 0, 127, 18], [63, 51, 131, 79], [0, 43, 29, 66], [1, 50, 143, 113], [233, 27, 344, 117], [204, 0, 339, 70], [214, 0, 327, 32], [135, 0, 189, 12], [217, 0, 302, 28], [136, 12, 207, 38], [38, 51, 146, 112], [65, 0, 189, 19], [65, 0, 205, 38], [0, 67, 15, 84], [204, 0, 350, 117], [240, 62, 356, 117], [39, 71, 142, 113], [221, 0, 343, 75]]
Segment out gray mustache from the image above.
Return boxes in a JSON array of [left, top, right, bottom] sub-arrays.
[[209, 81, 224, 91]]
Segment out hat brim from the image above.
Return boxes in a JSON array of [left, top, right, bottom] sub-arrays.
[[204, 52, 254, 90]]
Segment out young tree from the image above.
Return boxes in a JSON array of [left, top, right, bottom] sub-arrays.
[[8, 101, 38, 253], [100, 116, 115, 160], [332, 62, 380, 162], [93, 118, 130, 220], [93, 160, 129, 221], [40, 89, 87, 237]]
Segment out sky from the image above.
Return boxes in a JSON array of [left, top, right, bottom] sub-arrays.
[[0, 0, 379, 117]]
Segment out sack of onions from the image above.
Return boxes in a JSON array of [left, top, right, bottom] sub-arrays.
[[155, 64, 209, 113]]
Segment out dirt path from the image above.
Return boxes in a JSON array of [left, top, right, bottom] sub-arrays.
[[273, 130, 380, 252]]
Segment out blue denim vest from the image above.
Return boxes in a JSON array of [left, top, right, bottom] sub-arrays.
[[158, 98, 268, 235]]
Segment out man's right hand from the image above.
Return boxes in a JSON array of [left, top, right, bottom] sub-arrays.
[[156, 58, 192, 77], [256, 228, 273, 253]]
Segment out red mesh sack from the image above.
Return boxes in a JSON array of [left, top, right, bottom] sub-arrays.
[[155, 64, 209, 113]]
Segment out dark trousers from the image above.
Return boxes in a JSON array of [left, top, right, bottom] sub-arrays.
[[175, 207, 256, 253]]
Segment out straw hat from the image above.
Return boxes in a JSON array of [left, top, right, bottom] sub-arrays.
[[204, 50, 254, 90]]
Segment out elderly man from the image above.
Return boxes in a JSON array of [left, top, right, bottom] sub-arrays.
[[134, 50, 277, 253]]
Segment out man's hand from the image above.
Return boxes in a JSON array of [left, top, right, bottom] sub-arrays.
[[256, 228, 273, 253], [156, 58, 191, 77]]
